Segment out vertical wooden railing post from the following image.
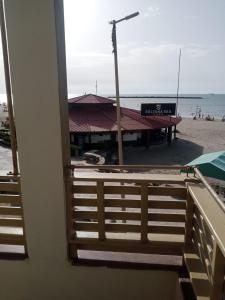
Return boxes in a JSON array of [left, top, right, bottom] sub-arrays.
[[141, 182, 148, 243], [67, 168, 77, 260], [210, 242, 224, 300], [97, 181, 105, 241], [17, 176, 28, 256], [185, 190, 194, 245]]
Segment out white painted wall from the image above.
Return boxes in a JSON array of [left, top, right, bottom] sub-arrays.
[[0, 1, 180, 299], [91, 133, 111, 143], [123, 132, 138, 141]]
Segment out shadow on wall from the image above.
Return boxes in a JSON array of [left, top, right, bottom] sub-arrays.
[[124, 138, 204, 165]]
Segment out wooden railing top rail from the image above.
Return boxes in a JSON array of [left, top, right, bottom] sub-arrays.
[[194, 167, 225, 214], [71, 171, 197, 184], [188, 182, 225, 258], [0, 174, 20, 181], [67, 164, 190, 171]]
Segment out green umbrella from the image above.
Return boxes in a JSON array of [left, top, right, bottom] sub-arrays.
[[187, 151, 225, 181]]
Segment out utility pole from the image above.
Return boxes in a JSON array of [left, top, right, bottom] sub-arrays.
[[111, 21, 123, 164], [174, 48, 182, 140], [176, 48, 182, 117], [110, 12, 139, 165]]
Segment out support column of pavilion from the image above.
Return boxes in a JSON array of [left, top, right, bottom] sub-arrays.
[[167, 126, 172, 145]]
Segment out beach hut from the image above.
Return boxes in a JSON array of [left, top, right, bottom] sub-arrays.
[[68, 94, 181, 150], [187, 150, 225, 180]]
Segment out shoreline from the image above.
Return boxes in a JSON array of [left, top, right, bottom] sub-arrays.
[[108, 96, 203, 99]]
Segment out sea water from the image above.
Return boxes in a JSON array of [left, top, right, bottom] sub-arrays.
[[1, 93, 225, 119], [119, 94, 225, 119]]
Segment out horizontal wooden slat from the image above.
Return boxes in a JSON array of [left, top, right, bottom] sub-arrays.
[[0, 207, 22, 216], [73, 185, 96, 194], [74, 211, 139, 222], [73, 198, 186, 210], [106, 223, 140, 233], [73, 198, 97, 207], [105, 211, 140, 221], [148, 186, 187, 197], [69, 164, 189, 170], [149, 212, 185, 223], [75, 222, 140, 233], [74, 211, 98, 220], [70, 238, 183, 255], [149, 200, 186, 210], [71, 171, 194, 185], [74, 210, 185, 222], [105, 199, 140, 208], [0, 175, 19, 181], [0, 195, 21, 205], [0, 233, 25, 245], [0, 218, 23, 227], [104, 186, 140, 195], [75, 222, 98, 232], [0, 182, 20, 192], [149, 225, 185, 235], [74, 222, 185, 235], [73, 198, 140, 208]]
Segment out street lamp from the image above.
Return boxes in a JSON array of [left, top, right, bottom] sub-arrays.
[[109, 12, 139, 165], [176, 48, 182, 117]]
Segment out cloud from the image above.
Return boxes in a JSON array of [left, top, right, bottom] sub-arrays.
[[184, 15, 198, 20], [126, 43, 223, 60], [129, 43, 180, 57], [143, 5, 160, 18], [184, 44, 223, 58], [65, 42, 225, 94], [67, 51, 112, 68]]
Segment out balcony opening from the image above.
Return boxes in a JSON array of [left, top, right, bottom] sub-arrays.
[[63, 2, 225, 298]]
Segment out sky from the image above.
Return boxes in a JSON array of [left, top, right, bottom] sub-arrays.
[[64, 0, 225, 95], [0, 0, 224, 96]]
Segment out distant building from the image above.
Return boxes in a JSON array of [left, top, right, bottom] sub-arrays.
[[68, 94, 181, 150]]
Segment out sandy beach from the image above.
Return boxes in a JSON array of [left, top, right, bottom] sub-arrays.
[[124, 118, 225, 165], [1, 117, 225, 168], [123, 118, 225, 194]]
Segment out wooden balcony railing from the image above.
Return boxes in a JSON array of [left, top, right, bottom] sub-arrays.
[[0, 175, 27, 257], [66, 164, 225, 300], [184, 173, 225, 300]]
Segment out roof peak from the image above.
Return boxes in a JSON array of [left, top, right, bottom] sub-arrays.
[[68, 93, 115, 105]]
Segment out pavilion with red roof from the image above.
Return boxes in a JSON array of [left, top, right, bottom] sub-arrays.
[[68, 94, 181, 150]]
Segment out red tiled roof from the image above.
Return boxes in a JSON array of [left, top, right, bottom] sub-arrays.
[[69, 104, 181, 133], [68, 94, 115, 104]]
